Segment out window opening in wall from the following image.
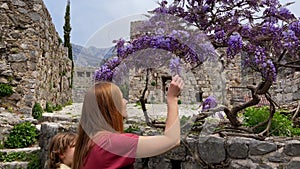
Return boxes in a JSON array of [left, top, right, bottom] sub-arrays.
[[77, 72, 84, 77], [195, 89, 203, 102], [162, 76, 172, 103], [86, 72, 91, 77]]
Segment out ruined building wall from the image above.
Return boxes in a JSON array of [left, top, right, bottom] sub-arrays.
[[73, 66, 96, 103], [0, 0, 72, 115]]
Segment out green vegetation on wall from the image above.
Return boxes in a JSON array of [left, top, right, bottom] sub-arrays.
[[4, 122, 39, 148], [0, 83, 13, 97], [0, 151, 41, 169], [32, 103, 43, 120], [45, 102, 54, 113]]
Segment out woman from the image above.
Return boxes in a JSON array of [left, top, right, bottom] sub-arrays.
[[48, 132, 77, 169], [73, 75, 184, 169]]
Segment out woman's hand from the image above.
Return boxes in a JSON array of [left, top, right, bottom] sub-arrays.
[[167, 75, 184, 99]]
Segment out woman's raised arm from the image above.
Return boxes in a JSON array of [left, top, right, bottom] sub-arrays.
[[136, 75, 184, 158]]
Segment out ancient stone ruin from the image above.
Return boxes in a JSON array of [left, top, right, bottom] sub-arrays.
[[0, 0, 72, 115]]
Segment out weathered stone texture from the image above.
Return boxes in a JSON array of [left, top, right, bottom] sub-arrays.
[[0, 0, 72, 115]]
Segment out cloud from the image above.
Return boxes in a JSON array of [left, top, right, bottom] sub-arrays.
[[44, 0, 299, 46], [46, 0, 158, 46]]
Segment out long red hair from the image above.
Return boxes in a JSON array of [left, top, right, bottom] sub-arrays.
[[72, 82, 124, 169]]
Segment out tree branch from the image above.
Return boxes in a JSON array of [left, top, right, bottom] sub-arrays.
[[276, 63, 300, 69], [258, 93, 276, 136], [292, 100, 300, 121], [140, 68, 151, 125], [277, 49, 287, 63]]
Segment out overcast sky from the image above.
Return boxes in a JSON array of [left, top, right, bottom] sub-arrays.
[[43, 0, 299, 48]]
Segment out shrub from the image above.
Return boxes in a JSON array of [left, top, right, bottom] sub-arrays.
[[45, 102, 54, 113], [27, 152, 41, 169], [124, 125, 141, 134], [53, 104, 62, 111], [243, 106, 300, 136], [180, 115, 190, 126], [32, 103, 43, 120], [0, 83, 13, 97], [65, 100, 73, 106], [0, 152, 26, 162], [4, 122, 39, 148], [0, 151, 42, 169], [178, 99, 182, 105]]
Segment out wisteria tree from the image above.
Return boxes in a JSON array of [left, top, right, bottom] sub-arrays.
[[151, 0, 300, 136], [94, 12, 218, 126], [94, 0, 300, 136]]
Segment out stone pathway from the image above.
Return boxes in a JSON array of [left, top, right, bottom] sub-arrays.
[[42, 103, 200, 122]]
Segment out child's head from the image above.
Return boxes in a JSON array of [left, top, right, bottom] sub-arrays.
[[48, 132, 78, 168]]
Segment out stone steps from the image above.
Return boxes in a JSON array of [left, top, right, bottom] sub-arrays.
[[41, 103, 199, 123], [0, 161, 29, 169], [0, 146, 40, 169], [40, 103, 82, 123]]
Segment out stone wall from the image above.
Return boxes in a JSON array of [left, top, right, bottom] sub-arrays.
[[128, 67, 199, 104], [72, 66, 96, 103], [0, 0, 72, 114], [126, 49, 241, 105], [135, 136, 300, 169], [40, 122, 300, 169], [271, 71, 300, 106]]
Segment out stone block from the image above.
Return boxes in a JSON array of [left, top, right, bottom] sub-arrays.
[[227, 137, 250, 159], [286, 157, 300, 169], [267, 151, 290, 163], [283, 140, 300, 156], [147, 155, 171, 169], [198, 136, 226, 164], [165, 144, 186, 160], [8, 53, 27, 62], [228, 159, 257, 169], [249, 140, 277, 155]]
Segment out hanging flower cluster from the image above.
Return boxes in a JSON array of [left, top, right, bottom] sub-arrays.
[[201, 96, 218, 111], [94, 34, 203, 81]]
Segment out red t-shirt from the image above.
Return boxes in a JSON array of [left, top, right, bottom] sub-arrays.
[[82, 133, 139, 169]]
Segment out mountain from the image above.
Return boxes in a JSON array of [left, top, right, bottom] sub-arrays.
[[72, 43, 116, 67]]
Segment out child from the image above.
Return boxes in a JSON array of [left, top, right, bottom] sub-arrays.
[[48, 132, 78, 169]]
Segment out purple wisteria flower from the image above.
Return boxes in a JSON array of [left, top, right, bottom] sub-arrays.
[[282, 29, 299, 49], [241, 25, 252, 37], [215, 30, 226, 43], [115, 35, 200, 65], [201, 96, 218, 111], [289, 21, 300, 36], [226, 33, 243, 58], [94, 65, 113, 81], [262, 0, 279, 6], [279, 7, 293, 20], [94, 33, 205, 82], [254, 46, 266, 65], [265, 59, 277, 81], [242, 45, 277, 82], [169, 57, 181, 76]]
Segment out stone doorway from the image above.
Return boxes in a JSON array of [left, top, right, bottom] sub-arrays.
[[162, 76, 172, 103]]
